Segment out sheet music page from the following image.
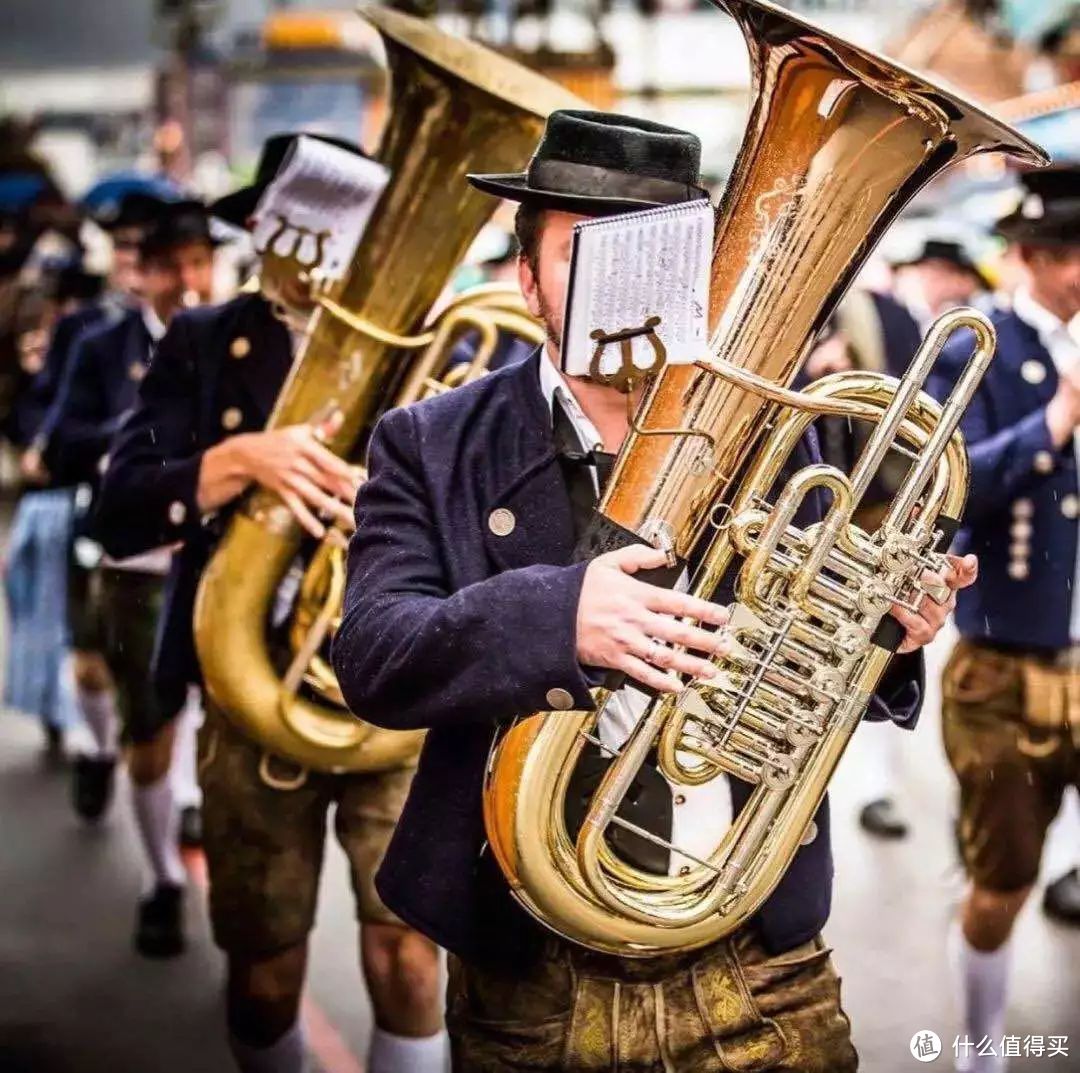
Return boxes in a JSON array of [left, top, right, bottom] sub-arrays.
[[251, 136, 390, 282], [560, 200, 713, 377]]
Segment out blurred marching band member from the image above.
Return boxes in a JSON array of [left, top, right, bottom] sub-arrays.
[[1, 185, 173, 760], [332, 109, 971, 1071], [803, 288, 925, 841], [927, 166, 1080, 1073], [95, 133, 446, 1073], [43, 199, 217, 956], [2, 260, 103, 753], [892, 238, 994, 331]]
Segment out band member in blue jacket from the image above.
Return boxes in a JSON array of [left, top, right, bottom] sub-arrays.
[[44, 199, 217, 957], [95, 132, 446, 1073], [928, 166, 1080, 1072], [333, 109, 973, 1071]]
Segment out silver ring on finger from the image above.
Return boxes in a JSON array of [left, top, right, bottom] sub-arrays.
[[647, 639, 665, 667]]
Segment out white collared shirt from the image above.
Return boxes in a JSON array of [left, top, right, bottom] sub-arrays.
[[141, 303, 167, 344], [537, 351, 732, 875], [1012, 289, 1080, 640]]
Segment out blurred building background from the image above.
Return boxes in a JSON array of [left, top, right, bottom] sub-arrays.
[[2, 1, 1077, 206]]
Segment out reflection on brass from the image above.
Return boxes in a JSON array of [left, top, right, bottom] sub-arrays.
[[193, 4, 577, 774], [483, 0, 1047, 956]]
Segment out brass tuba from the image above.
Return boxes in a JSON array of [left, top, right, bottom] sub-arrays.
[[483, 0, 1047, 955], [194, 4, 576, 773]]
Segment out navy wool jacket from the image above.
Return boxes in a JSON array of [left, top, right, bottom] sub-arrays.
[[41, 307, 153, 488], [333, 350, 923, 964], [927, 308, 1078, 650], [95, 293, 292, 705]]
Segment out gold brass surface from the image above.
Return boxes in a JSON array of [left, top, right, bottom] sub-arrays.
[[194, 4, 575, 773], [483, 0, 1047, 955]]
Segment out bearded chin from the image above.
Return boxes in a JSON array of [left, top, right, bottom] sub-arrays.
[[536, 290, 563, 352]]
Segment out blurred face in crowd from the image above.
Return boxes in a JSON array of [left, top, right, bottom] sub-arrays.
[[140, 239, 215, 322], [894, 258, 983, 318], [1020, 244, 1080, 323], [518, 209, 581, 357], [110, 226, 145, 297]]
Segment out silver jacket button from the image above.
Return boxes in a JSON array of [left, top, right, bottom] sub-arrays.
[[1012, 498, 1034, 519], [1061, 494, 1079, 520], [800, 821, 818, 846], [488, 507, 516, 537], [546, 687, 574, 710], [221, 407, 243, 431], [1008, 560, 1030, 581], [128, 361, 146, 382], [168, 500, 187, 526], [1033, 450, 1054, 475], [1021, 359, 1046, 385], [230, 336, 251, 359]]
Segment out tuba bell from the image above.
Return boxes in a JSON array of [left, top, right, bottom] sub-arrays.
[[193, 3, 578, 773], [482, 0, 1048, 955]]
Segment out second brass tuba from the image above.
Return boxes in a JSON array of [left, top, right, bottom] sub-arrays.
[[193, 4, 577, 773], [483, 0, 1047, 955]]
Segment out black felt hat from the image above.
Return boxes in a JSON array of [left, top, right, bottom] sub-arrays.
[[892, 239, 993, 290], [95, 189, 176, 234], [996, 166, 1080, 246], [209, 132, 370, 228], [138, 199, 220, 261], [468, 109, 709, 216]]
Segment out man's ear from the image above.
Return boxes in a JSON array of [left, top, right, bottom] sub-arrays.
[[518, 254, 542, 319]]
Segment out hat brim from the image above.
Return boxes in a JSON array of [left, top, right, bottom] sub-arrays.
[[996, 211, 1080, 247], [467, 172, 702, 217], [891, 254, 993, 291], [208, 185, 262, 229]]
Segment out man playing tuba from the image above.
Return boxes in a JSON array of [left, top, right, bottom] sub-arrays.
[[94, 132, 447, 1073], [333, 109, 976, 1071]]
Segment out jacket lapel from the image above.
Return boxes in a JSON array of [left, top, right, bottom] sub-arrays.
[[481, 351, 577, 572]]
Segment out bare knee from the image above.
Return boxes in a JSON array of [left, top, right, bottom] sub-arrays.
[[963, 884, 1033, 951], [227, 944, 308, 1047], [73, 651, 112, 693], [362, 922, 442, 1035], [128, 723, 176, 787]]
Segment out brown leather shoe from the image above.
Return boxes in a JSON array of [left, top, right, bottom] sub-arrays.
[[1043, 869, 1080, 926], [859, 798, 909, 840]]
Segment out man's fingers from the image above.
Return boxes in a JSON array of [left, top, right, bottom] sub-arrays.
[[890, 604, 934, 653], [280, 489, 326, 539], [643, 613, 731, 659], [285, 473, 355, 530], [616, 654, 683, 695], [298, 434, 355, 480], [641, 586, 730, 628], [606, 544, 672, 574], [945, 552, 979, 589]]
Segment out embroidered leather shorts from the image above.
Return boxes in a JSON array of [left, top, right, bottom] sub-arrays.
[[197, 704, 415, 956], [447, 928, 857, 1072], [942, 639, 1080, 892]]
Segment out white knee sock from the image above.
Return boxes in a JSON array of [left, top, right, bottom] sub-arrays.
[[171, 690, 203, 810], [948, 921, 1010, 1073], [228, 1023, 307, 1073], [77, 684, 118, 759], [131, 774, 186, 890], [368, 1027, 449, 1073]]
